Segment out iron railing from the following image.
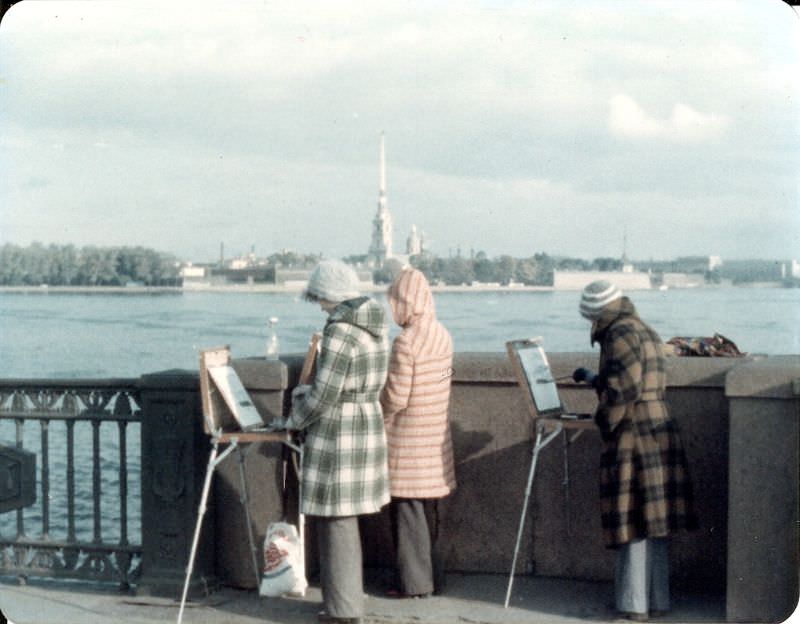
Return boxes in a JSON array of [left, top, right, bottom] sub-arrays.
[[0, 380, 142, 589]]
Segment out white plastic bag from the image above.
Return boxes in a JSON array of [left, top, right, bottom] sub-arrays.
[[258, 521, 307, 597]]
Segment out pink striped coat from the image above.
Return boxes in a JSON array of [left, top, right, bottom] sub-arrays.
[[380, 268, 457, 499]]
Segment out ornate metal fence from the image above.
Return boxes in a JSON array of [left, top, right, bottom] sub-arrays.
[[0, 380, 142, 589]]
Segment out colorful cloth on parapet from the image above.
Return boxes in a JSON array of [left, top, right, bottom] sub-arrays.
[[591, 297, 698, 548], [381, 268, 456, 499], [289, 296, 391, 517], [666, 334, 746, 357]]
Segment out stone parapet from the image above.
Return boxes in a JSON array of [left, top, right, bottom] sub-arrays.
[[200, 352, 798, 621], [725, 356, 800, 623]]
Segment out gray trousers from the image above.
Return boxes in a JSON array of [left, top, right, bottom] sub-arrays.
[[390, 498, 446, 596], [316, 515, 363, 619], [615, 537, 670, 615]]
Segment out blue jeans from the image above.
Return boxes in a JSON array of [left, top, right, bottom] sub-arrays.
[[615, 537, 670, 615]]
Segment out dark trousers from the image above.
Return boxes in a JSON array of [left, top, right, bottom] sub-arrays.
[[316, 515, 363, 618], [390, 497, 446, 596]]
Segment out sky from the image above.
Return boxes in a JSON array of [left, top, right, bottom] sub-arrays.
[[0, 0, 798, 264]]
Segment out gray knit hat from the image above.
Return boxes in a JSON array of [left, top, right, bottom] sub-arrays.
[[303, 260, 360, 303], [579, 280, 622, 320]]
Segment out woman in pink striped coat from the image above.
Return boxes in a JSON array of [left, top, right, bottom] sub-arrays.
[[380, 267, 457, 597]]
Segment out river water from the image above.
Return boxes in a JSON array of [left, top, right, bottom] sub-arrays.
[[1, 287, 798, 379], [0, 287, 797, 545]]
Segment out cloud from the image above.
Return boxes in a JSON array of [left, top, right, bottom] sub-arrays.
[[0, 1, 797, 261], [608, 94, 730, 142]]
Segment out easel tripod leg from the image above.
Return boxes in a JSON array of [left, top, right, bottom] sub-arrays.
[[177, 442, 219, 624], [296, 446, 306, 594], [504, 429, 543, 609], [236, 445, 261, 586]]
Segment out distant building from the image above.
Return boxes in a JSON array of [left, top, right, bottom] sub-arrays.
[[784, 260, 800, 281], [226, 246, 263, 270], [180, 264, 206, 279], [634, 255, 724, 287], [229, 257, 251, 270], [553, 270, 652, 291], [406, 224, 422, 256], [274, 268, 312, 287], [662, 272, 705, 289], [671, 256, 718, 274], [179, 262, 217, 289], [367, 133, 393, 268], [553, 237, 652, 290], [621, 230, 634, 273], [219, 266, 273, 284]]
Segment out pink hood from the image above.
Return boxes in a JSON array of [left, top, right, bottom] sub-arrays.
[[387, 268, 435, 328]]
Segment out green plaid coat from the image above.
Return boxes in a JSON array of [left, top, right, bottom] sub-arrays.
[[592, 297, 697, 548], [289, 297, 391, 517]]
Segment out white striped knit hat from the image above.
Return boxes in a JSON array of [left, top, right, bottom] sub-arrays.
[[303, 260, 361, 303], [579, 280, 623, 320]]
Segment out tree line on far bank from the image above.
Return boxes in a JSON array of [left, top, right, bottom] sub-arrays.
[[2, 243, 789, 288], [0, 243, 179, 286], [367, 252, 625, 286], [371, 253, 791, 286]]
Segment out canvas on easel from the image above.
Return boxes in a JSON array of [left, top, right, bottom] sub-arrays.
[[506, 338, 593, 423], [298, 332, 322, 385], [199, 346, 264, 433], [506, 337, 563, 421]]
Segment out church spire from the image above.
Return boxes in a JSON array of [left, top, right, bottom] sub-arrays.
[[368, 132, 393, 267], [380, 131, 386, 198]]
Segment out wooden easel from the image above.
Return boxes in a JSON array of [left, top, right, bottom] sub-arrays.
[[177, 339, 319, 624], [503, 338, 596, 609]]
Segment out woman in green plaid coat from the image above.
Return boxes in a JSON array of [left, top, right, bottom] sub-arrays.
[[576, 280, 696, 623], [289, 260, 391, 624]]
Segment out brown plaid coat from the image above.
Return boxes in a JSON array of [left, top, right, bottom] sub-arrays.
[[591, 297, 697, 548]]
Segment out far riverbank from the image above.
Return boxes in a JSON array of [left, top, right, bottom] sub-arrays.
[[0, 282, 789, 295], [0, 284, 553, 294]]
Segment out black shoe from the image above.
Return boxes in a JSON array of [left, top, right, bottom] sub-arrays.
[[386, 588, 431, 599], [615, 611, 648, 622], [317, 610, 361, 624]]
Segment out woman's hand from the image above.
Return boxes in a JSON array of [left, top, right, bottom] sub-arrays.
[[267, 416, 288, 431], [572, 367, 597, 385], [291, 384, 312, 403]]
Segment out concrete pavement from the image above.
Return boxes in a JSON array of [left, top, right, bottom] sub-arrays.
[[0, 573, 730, 624]]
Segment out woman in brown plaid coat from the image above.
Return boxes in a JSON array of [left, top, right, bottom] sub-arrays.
[[575, 280, 696, 622]]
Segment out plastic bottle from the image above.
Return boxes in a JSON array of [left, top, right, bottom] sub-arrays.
[[266, 317, 280, 360]]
